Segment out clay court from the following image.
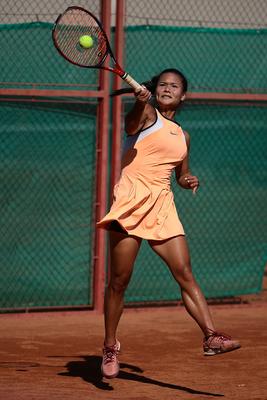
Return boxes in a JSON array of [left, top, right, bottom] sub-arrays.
[[1, 282, 267, 400]]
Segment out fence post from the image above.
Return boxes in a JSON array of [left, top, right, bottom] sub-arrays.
[[93, 0, 111, 313], [110, 0, 125, 192]]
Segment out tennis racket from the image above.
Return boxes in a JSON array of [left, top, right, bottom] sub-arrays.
[[52, 6, 142, 91]]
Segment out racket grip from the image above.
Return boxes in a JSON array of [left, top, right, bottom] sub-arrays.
[[122, 73, 143, 91]]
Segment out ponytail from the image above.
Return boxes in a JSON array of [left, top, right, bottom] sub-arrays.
[[110, 68, 188, 97], [110, 75, 159, 97]]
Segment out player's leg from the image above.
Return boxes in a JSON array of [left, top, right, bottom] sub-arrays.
[[102, 226, 142, 378], [149, 235, 214, 335], [148, 235, 240, 355], [104, 227, 142, 346]]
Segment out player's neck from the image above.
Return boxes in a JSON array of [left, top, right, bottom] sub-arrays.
[[159, 109, 176, 120]]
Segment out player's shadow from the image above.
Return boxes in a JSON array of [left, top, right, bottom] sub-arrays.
[[55, 355, 224, 396]]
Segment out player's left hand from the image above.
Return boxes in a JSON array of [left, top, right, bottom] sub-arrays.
[[184, 175, 199, 194]]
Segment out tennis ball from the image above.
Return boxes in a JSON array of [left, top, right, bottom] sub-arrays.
[[79, 35, 94, 49]]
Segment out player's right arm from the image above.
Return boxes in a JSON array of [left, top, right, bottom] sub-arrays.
[[125, 87, 152, 135]]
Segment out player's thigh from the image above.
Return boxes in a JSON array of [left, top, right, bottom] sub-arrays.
[[148, 235, 192, 280], [109, 230, 142, 279]]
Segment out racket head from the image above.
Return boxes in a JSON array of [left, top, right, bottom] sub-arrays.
[[52, 6, 111, 69]]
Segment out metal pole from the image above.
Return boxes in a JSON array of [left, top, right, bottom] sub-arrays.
[[110, 0, 125, 193], [93, 0, 111, 313]]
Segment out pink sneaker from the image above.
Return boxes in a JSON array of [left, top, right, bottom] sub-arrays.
[[101, 340, 120, 379], [203, 330, 241, 356]]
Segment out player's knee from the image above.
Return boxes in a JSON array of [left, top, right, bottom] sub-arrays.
[[174, 263, 194, 285], [109, 274, 130, 293]]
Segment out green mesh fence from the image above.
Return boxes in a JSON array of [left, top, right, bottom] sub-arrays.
[[0, 0, 100, 90], [124, 0, 267, 94], [0, 22, 98, 89], [124, 101, 267, 303], [0, 101, 97, 309], [124, 26, 267, 93], [121, 23, 267, 303], [1, 23, 266, 92], [0, 1, 267, 309], [0, 6, 99, 310]]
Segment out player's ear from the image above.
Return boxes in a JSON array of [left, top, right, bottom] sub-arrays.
[[181, 94, 186, 101]]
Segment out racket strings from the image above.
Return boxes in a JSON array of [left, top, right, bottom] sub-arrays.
[[54, 8, 108, 67]]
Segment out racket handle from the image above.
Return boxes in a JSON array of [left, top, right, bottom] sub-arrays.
[[122, 73, 143, 91]]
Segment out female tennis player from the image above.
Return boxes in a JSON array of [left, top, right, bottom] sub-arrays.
[[97, 68, 240, 379]]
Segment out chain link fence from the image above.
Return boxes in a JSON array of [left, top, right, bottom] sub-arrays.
[[125, 0, 267, 28], [0, 0, 100, 91], [0, 0, 266, 309], [124, 0, 267, 94], [0, 1, 100, 310], [123, 0, 267, 304], [0, 100, 97, 309]]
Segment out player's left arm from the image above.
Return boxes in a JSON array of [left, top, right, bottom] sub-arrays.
[[175, 131, 199, 194]]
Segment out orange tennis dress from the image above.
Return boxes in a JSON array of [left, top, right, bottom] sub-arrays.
[[97, 109, 188, 240]]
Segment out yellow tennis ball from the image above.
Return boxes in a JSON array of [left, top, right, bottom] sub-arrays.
[[79, 35, 94, 49]]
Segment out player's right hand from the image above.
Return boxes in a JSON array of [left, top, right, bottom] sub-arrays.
[[135, 85, 152, 103]]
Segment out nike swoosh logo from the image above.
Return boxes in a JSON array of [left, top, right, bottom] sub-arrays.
[[170, 131, 178, 135]]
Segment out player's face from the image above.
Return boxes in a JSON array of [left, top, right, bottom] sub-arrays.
[[155, 72, 186, 109]]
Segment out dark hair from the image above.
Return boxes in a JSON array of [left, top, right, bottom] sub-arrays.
[[111, 68, 188, 97]]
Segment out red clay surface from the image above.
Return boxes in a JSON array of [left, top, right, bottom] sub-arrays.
[[1, 281, 267, 400]]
